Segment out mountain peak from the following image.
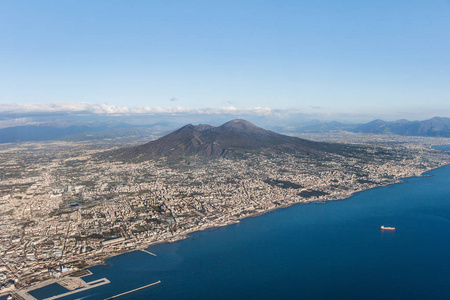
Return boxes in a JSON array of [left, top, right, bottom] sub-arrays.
[[219, 119, 265, 133]]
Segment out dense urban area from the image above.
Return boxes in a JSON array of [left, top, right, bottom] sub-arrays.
[[1, 133, 449, 298]]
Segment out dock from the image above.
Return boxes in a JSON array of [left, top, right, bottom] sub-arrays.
[[14, 277, 110, 300], [104, 280, 161, 299], [43, 278, 110, 300]]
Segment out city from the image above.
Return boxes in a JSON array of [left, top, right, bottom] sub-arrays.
[[1, 132, 449, 296]]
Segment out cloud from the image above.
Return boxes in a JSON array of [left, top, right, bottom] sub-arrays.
[[0, 102, 274, 116], [2, 102, 433, 123]]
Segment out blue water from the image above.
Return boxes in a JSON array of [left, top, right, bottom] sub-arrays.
[[29, 283, 70, 299], [30, 153, 450, 299], [434, 144, 450, 151]]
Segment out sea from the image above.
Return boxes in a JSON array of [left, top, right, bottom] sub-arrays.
[[19, 145, 450, 299]]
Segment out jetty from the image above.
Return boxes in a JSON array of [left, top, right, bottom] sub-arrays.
[[104, 280, 161, 299], [140, 249, 157, 256]]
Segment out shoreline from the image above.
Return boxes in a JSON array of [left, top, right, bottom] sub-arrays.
[[4, 162, 449, 298], [70, 163, 450, 271]]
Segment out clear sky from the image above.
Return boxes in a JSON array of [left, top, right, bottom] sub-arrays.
[[1, 0, 450, 120]]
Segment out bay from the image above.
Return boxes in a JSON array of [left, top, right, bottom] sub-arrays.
[[31, 149, 450, 300]]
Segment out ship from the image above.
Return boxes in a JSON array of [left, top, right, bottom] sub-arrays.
[[380, 225, 395, 231]]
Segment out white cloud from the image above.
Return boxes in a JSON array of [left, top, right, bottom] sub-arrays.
[[2, 102, 439, 122], [0, 102, 274, 116]]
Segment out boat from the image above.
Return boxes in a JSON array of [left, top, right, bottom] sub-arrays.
[[381, 225, 395, 231]]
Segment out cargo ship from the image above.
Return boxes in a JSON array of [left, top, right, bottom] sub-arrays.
[[380, 225, 395, 231]]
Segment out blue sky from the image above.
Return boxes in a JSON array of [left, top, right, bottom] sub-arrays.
[[1, 0, 449, 120]]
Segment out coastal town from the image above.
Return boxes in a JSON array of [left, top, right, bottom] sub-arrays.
[[0, 133, 449, 297]]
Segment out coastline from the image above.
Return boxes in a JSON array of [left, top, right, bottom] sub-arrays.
[[70, 162, 450, 273], [4, 155, 450, 297]]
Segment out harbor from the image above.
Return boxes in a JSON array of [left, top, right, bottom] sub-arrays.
[[13, 276, 110, 300]]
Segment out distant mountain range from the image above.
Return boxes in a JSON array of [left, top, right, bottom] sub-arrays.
[[292, 117, 450, 137], [107, 119, 352, 161], [352, 117, 450, 137], [0, 116, 448, 144]]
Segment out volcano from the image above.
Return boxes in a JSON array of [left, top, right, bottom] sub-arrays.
[[110, 119, 350, 161]]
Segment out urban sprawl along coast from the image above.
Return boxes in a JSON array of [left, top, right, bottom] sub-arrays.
[[0, 133, 449, 296]]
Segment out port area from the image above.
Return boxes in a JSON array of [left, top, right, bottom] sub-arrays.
[[13, 276, 110, 300]]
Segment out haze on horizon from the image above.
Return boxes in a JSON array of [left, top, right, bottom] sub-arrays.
[[1, 0, 450, 121]]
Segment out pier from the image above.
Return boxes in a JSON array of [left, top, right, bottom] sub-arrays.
[[43, 278, 110, 300], [14, 277, 110, 300], [140, 249, 157, 256], [104, 280, 161, 299]]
